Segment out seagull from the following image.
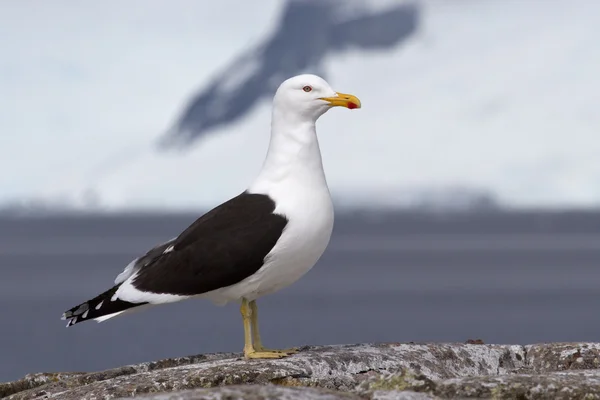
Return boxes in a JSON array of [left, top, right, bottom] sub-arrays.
[[61, 74, 361, 359]]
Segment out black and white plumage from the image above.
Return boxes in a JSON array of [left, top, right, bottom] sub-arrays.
[[62, 74, 361, 358], [63, 192, 287, 326]]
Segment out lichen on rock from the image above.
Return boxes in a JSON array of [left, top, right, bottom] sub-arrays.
[[3, 342, 600, 400]]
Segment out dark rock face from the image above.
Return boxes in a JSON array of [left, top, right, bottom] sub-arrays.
[[160, 0, 420, 148], [3, 342, 600, 399]]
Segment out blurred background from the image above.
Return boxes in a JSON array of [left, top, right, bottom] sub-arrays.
[[1, 0, 600, 383]]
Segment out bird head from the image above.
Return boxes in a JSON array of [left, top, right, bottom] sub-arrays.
[[272, 74, 361, 122]]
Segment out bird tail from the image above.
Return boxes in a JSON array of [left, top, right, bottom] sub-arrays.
[[62, 285, 147, 327]]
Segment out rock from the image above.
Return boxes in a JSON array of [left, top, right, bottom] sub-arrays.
[[3, 342, 600, 400], [435, 369, 600, 399], [370, 391, 439, 400], [363, 368, 600, 399], [125, 385, 363, 399], [526, 342, 600, 373], [0, 373, 85, 399]]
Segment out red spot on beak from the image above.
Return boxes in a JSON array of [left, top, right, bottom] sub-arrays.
[[347, 102, 358, 109]]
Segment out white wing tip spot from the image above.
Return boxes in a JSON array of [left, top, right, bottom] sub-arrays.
[[164, 245, 175, 254], [96, 300, 104, 310]]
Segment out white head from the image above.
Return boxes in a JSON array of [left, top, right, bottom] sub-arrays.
[[251, 74, 361, 189], [272, 74, 361, 123]]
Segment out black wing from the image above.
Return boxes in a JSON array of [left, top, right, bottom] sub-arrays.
[[130, 191, 288, 296], [62, 191, 287, 326]]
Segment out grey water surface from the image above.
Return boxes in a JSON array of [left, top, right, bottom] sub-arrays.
[[1, 210, 600, 382]]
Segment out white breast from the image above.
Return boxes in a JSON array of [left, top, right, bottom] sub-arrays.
[[253, 177, 334, 297]]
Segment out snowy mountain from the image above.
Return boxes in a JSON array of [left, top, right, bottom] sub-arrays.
[[1, 0, 599, 212], [161, 0, 419, 148]]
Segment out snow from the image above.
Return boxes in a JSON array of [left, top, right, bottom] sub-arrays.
[[319, 0, 600, 208], [1, 0, 599, 211]]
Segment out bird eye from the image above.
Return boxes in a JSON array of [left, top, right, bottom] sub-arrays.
[[302, 86, 312, 92]]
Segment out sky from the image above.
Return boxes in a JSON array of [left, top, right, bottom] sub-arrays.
[[1, 0, 599, 211]]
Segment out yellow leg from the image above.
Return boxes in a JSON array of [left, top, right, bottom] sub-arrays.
[[240, 299, 287, 359], [249, 300, 299, 355]]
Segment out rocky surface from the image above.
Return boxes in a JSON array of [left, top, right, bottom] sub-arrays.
[[3, 342, 600, 400]]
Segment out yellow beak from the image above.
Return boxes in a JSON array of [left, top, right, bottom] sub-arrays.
[[320, 92, 361, 109]]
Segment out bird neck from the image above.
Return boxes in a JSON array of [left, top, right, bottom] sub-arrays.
[[249, 111, 328, 193]]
